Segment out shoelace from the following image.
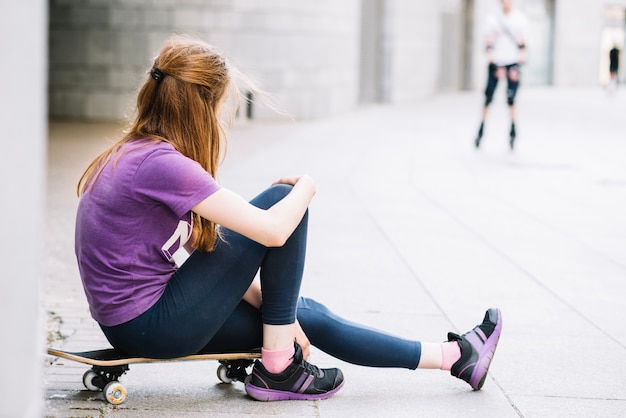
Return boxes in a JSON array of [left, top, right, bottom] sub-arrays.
[[300, 358, 322, 377]]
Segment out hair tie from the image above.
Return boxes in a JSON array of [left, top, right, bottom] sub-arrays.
[[150, 67, 165, 83]]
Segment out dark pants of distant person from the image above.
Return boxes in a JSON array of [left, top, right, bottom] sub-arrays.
[[485, 63, 520, 107]]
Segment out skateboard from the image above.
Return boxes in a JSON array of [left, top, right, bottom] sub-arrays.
[[47, 347, 261, 405]]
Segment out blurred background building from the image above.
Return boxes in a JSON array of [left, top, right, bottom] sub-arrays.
[[48, 0, 626, 121]]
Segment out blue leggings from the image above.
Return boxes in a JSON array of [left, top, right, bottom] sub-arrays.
[[100, 185, 421, 369]]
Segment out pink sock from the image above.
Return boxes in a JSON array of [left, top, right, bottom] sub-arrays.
[[261, 345, 295, 374], [440, 341, 461, 371]]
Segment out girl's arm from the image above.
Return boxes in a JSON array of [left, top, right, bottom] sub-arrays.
[[192, 175, 316, 247]]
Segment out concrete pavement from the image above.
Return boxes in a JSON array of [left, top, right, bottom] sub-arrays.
[[44, 87, 626, 417]]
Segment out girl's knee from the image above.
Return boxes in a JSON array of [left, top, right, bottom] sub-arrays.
[[297, 296, 317, 310], [269, 183, 293, 198], [266, 183, 294, 206], [250, 184, 293, 209], [297, 297, 330, 318]]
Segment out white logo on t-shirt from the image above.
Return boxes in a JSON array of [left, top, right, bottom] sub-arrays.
[[161, 219, 192, 267]]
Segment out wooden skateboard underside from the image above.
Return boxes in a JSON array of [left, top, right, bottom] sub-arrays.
[[47, 348, 261, 367]]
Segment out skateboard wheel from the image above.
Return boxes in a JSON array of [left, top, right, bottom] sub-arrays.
[[217, 364, 233, 384], [104, 381, 127, 405], [82, 370, 99, 391]]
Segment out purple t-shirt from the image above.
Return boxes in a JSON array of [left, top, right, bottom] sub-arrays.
[[75, 140, 220, 326]]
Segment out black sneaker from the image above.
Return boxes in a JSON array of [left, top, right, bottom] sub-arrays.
[[475, 123, 484, 148], [509, 124, 516, 150], [245, 343, 344, 401], [448, 308, 502, 390]]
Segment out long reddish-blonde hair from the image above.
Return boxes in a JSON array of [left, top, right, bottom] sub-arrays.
[[78, 35, 237, 252]]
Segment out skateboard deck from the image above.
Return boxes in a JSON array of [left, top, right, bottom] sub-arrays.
[[47, 347, 261, 405]]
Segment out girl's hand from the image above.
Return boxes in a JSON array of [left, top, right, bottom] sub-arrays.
[[272, 176, 299, 186], [271, 175, 317, 201], [294, 320, 311, 360], [272, 174, 314, 188]]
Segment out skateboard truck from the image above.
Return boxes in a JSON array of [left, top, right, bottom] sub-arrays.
[[217, 359, 255, 384], [82, 364, 129, 404]]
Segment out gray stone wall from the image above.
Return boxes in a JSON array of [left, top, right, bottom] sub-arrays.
[[49, 0, 474, 121], [224, 1, 361, 119], [49, 0, 361, 121], [380, 1, 438, 101], [378, 0, 465, 101]]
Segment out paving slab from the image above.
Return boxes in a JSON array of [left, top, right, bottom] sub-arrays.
[[44, 87, 626, 417]]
